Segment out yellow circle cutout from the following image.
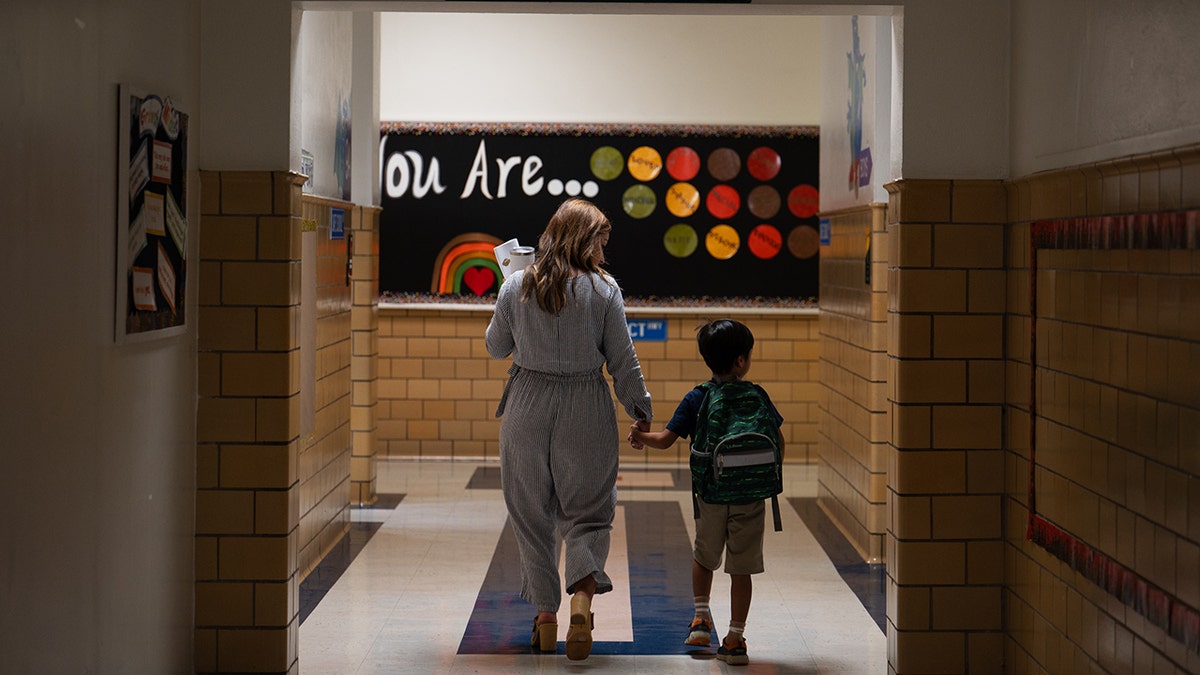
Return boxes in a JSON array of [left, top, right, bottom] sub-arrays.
[[705, 225, 740, 260], [628, 146, 663, 182], [665, 182, 700, 218]]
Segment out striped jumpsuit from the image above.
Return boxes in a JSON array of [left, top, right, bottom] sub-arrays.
[[486, 270, 652, 612]]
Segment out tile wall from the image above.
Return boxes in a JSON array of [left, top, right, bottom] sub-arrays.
[[375, 307, 820, 465], [195, 173, 378, 673], [884, 178, 1009, 674], [1004, 145, 1200, 674], [196, 170, 306, 673], [817, 203, 889, 563], [295, 196, 354, 583]]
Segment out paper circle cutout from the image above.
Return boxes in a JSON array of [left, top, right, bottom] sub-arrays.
[[628, 146, 663, 182], [707, 148, 741, 181], [746, 147, 782, 181], [787, 184, 820, 218], [788, 225, 820, 259], [706, 225, 740, 260], [665, 182, 700, 218], [590, 146, 624, 181], [664, 223, 699, 258], [622, 184, 657, 219], [747, 185, 781, 220], [748, 224, 783, 259], [666, 146, 701, 181], [706, 185, 740, 220]]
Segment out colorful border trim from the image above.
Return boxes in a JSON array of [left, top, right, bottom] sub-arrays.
[[1028, 209, 1200, 653], [381, 121, 819, 140]]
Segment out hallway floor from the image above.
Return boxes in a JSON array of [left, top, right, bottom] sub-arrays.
[[299, 460, 886, 674]]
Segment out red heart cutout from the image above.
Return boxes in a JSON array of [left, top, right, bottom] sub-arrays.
[[463, 266, 495, 296]]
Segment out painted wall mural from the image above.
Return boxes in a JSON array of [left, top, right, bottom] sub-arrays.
[[379, 122, 820, 299]]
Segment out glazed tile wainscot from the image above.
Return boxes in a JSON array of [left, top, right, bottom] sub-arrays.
[[376, 296, 820, 465]]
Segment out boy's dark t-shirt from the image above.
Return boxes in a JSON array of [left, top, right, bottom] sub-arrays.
[[665, 380, 784, 441]]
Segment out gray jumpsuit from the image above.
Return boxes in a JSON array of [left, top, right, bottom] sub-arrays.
[[485, 270, 652, 612]]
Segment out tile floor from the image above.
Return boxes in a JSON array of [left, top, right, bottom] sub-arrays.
[[299, 460, 887, 674]]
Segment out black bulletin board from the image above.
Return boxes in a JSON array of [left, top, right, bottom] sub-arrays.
[[379, 122, 819, 300]]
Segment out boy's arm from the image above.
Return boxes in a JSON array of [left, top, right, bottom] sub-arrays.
[[629, 425, 680, 451]]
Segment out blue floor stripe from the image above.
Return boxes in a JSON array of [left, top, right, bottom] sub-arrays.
[[458, 500, 697, 655]]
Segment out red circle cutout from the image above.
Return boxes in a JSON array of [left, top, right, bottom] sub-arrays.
[[666, 147, 700, 181], [746, 147, 782, 181], [787, 184, 820, 218], [706, 185, 741, 220]]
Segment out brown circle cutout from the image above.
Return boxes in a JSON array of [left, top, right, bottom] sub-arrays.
[[788, 225, 820, 259]]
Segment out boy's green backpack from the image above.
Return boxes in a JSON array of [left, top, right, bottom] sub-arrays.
[[689, 380, 784, 530]]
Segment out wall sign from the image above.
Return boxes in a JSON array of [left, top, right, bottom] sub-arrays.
[[379, 122, 820, 300], [627, 318, 667, 342], [116, 84, 188, 343]]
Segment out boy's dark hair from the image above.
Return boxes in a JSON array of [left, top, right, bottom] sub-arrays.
[[696, 319, 755, 375]]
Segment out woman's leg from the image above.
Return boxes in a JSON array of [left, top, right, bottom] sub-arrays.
[[552, 377, 619, 596], [500, 375, 563, 613]]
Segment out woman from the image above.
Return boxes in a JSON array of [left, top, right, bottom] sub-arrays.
[[486, 198, 652, 660]]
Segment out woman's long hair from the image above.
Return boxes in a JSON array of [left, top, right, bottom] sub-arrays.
[[521, 198, 613, 315]]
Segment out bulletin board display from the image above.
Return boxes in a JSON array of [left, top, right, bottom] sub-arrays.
[[379, 122, 820, 300], [115, 84, 189, 343]]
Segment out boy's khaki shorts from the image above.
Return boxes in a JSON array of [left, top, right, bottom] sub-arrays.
[[693, 497, 765, 575]]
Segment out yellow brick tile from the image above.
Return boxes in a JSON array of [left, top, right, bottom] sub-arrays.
[[407, 337, 440, 358], [254, 578, 296, 627], [216, 625, 292, 672], [932, 315, 1003, 359], [952, 180, 1007, 224], [258, 216, 300, 262], [892, 540, 966, 585], [255, 489, 297, 535], [197, 397, 256, 443], [221, 171, 273, 215], [274, 171, 304, 216], [894, 269, 967, 313], [222, 351, 297, 397], [222, 261, 300, 307], [199, 306, 257, 351], [195, 581, 254, 626], [893, 450, 965, 494], [200, 215, 258, 261], [894, 360, 967, 403], [196, 489, 255, 535], [220, 443, 296, 489], [933, 224, 1004, 269], [894, 180, 952, 224]]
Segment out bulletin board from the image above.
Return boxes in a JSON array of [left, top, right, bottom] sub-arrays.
[[379, 122, 820, 300], [115, 84, 189, 342]]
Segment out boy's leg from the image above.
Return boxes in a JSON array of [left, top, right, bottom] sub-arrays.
[[685, 559, 716, 645], [688, 501, 727, 646], [716, 501, 764, 665], [725, 573, 752, 645]]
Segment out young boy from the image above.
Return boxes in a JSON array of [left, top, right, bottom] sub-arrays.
[[628, 319, 783, 666]]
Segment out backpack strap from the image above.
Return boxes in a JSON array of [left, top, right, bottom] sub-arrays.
[[771, 495, 782, 532]]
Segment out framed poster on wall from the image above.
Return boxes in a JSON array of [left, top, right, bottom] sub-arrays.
[[379, 122, 820, 300], [115, 84, 189, 343]]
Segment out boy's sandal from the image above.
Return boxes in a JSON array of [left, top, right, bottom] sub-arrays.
[[565, 594, 594, 661], [531, 618, 557, 652]]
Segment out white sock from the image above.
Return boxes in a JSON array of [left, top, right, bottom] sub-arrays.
[[726, 620, 746, 645], [693, 596, 711, 622]]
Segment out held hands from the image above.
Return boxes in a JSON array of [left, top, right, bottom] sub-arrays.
[[627, 420, 650, 449]]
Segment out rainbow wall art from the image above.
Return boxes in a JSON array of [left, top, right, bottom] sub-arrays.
[[431, 233, 504, 296]]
